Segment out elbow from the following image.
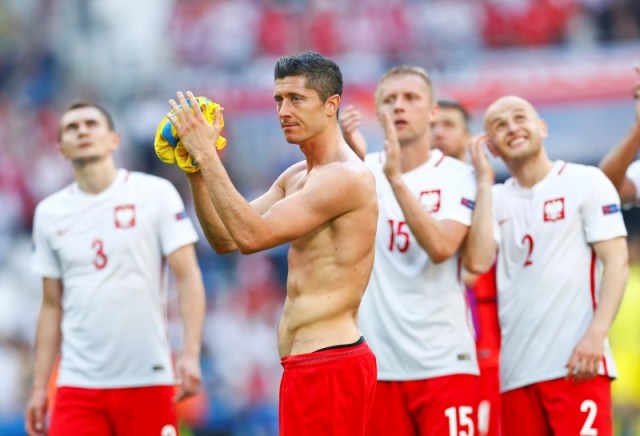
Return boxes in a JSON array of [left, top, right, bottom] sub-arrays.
[[237, 244, 262, 255], [464, 257, 493, 275], [429, 247, 457, 264], [234, 235, 269, 255], [212, 244, 236, 255], [204, 234, 237, 255]]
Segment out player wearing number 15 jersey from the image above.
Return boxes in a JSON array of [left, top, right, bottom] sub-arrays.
[[355, 66, 481, 436], [467, 96, 628, 436], [25, 102, 206, 436]]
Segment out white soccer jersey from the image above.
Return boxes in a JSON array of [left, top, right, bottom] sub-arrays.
[[626, 160, 640, 204], [359, 149, 479, 380], [493, 161, 627, 392], [32, 169, 198, 388]]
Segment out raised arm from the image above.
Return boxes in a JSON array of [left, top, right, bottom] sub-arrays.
[[380, 111, 468, 262], [186, 171, 237, 253], [565, 236, 628, 381], [463, 134, 498, 273], [172, 92, 368, 254], [25, 278, 63, 436], [339, 104, 368, 160], [598, 66, 640, 204], [186, 170, 288, 254], [167, 244, 205, 401]]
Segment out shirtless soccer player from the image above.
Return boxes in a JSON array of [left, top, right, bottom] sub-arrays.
[[167, 52, 378, 436]]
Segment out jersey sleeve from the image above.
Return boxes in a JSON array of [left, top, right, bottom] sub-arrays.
[[153, 179, 199, 256], [581, 167, 627, 243], [437, 168, 477, 226], [626, 160, 640, 204], [31, 204, 62, 279]]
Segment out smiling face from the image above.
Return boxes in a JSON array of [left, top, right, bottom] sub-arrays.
[[274, 75, 339, 145], [58, 106, 119, 163], [375, 73, 437, 147], [484, 96, 547, 164]]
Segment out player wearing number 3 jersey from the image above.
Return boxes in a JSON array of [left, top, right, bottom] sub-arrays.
[[26, 102, 205, 436], [467, 96, 628, 436]]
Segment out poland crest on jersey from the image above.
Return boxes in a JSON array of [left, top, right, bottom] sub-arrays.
[[114, 204, 136, 228], [543, 197, 565, 222], [420, 189, 441, 213]]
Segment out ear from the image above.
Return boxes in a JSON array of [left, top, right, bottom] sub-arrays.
[[538, 119, 548, 139], [375, 109, 383, 127], [326, 94, 341, 118], [486, 137, 499, 157], [57, 143, 70, 161], [109, 131, 122, 152], [428, 102, 439, 124]]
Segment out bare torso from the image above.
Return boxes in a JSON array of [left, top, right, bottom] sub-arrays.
[[276, 160, 377, 357]]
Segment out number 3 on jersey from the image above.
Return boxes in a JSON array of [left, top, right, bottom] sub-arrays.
[[92, 239, 108, 270], [388, 219, 410, 252]]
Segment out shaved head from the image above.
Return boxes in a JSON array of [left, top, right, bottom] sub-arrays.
[[484, 96, 540, 132]]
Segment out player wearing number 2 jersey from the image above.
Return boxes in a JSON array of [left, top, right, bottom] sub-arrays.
[[467, 95, 629, 436], [351, 66, 481, 436], [25, 102, 206, 436]]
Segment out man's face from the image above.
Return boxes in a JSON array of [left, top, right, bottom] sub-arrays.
[[484, 97, 547, 163], [376, 74, 437, 146], [59, 107, 118, 162], [432, 107, 469, 161], [274, 75, 335, 145]]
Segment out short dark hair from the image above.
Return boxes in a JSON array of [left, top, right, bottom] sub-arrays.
[[58, 101, 115, 141], [437, 99, 471, 131], [274, 51, 343, 102]]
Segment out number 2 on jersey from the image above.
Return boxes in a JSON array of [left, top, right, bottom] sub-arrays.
[[92, 239, 108, 270], [388, 219, 410, 252], [521, 234, 534, 267]]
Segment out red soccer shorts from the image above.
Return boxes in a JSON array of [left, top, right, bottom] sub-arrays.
[[501, 375, 612, 436], [366, 374, 481, 436], [279, 341, 377, 436], [49, 385, 178, 436]]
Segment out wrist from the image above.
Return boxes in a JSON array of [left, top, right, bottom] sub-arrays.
[[31, 383, 48, 394], [587, 321, 609, 339], [477, 179, 494, 190], [386, 173, 403, 188], [181, 343, 201, 357]]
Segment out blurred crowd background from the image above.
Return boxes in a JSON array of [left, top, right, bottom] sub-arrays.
[[1, 0, 640, 435]]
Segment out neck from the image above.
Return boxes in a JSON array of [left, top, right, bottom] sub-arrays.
[[399, 139, 431, 173], [508, 151, 554, 188], [299, 122, 344, 170], [72, 156, 118, 194]]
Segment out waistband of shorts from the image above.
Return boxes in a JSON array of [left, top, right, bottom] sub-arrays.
[[281, 341, 372, 368]]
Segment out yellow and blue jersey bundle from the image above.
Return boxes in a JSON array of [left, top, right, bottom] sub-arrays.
[[154, 96, 226, 173]]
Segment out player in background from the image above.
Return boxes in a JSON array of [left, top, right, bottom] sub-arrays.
[[25, 102, 206, 436], [599, 65, 640, 205], [433, 99, 501, 436], [466, 95, 628, 435], [168, 52, 378, 435], [342, 65, 481, 436], [598, 65, 640, 435], [342, 96, 501, 436]]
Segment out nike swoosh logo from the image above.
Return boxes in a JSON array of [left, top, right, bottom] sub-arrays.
[[498, 218, 511, 225], [56, 226, 73, 236]]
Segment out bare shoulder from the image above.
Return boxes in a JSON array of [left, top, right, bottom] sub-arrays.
[[315, 158, 376, 200], [275, 160, 307, 185]]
